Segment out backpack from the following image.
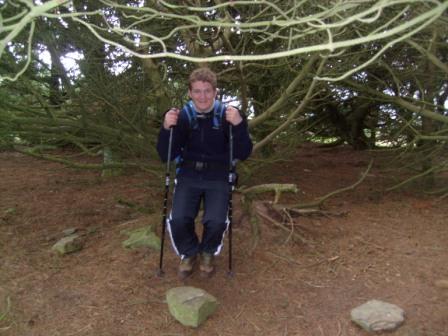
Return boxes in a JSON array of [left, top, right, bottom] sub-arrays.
[[182, 100, 226, 130], [175, 100, 228, 172]]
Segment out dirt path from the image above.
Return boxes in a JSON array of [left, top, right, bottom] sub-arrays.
[[1, 147, 447, 335]]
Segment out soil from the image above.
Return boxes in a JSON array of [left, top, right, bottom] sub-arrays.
[[1, 145, 447, 336]]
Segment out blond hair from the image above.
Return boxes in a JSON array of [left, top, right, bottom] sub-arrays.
[[188, 67, 217, 90]]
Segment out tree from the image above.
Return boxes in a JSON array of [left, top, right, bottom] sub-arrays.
[[1, 0, 447, 193]]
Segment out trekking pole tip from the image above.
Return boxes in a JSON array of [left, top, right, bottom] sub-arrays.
[[156, 269, 165, 278], [227, 270, 234, 278]]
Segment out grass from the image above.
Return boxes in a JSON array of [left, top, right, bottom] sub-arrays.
[[0, 295, 11, 332]]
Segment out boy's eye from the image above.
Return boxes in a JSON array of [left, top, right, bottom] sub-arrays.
[[192, 89, 213, 95]]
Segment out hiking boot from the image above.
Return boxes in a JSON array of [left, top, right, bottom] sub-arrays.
[[178, 255, 196, 280], [199, 253, 215, 278]]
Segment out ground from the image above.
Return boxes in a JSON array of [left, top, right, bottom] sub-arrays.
[[1, 145, 447, 336]]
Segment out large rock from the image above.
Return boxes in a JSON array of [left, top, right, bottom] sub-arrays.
[[166, 286, 219, 328], [351, 299, 405, 333], [51, 234, 84, 255], [121, 226, 160, 250]]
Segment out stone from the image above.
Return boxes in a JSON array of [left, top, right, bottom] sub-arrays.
[[166, 286, 219, 328], [51, 234, 84, 255], [351, 299, 405, 332], [122, 226, 161, 251], [86, 226, 99, 235], [434, 279, 448, 289], [62, 227, 78, 236]]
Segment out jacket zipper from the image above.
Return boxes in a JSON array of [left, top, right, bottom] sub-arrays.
[[200, 119, 205, 161]]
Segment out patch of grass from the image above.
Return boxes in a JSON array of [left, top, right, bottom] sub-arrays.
[[0, 296, 11, 322], [3, 208, 16, 216]]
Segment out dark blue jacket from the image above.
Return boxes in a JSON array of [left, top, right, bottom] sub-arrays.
[[157, 104, 253, 180]]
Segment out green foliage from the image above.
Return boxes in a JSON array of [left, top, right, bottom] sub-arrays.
[[0, 0, 447, 190]]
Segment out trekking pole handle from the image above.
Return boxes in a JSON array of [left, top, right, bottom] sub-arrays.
[[166, 126, 174, 175]]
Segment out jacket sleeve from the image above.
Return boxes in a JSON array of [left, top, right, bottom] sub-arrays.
[[156, 111, 188, 162], [230, 118, 253, 162]]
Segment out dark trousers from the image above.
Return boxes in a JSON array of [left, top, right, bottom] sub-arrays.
[[167, 176, 229, 259]]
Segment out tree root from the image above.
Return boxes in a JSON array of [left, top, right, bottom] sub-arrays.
[[253, 201, 308, 245], [239, 159, 373, 251], [240, 183, 298, 204], [13, 146, 161, 177], [276, 159, 373, 210]]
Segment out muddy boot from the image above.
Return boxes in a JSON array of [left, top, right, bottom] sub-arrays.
[[178, 256, 196, 280], [199, 253, 215, 278]]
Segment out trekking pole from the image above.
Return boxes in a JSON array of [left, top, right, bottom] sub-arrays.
[[157, 126, 174, 277], [227, 124, 235, 277]]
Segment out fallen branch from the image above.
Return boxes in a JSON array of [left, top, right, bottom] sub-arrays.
[[254, 202, 308, 245], [268, 251, 340, 269], [239, 183, 300, 251], [275, 159, 374, 210], [13, 146, 161, 177], [239, 161, 372, 249], [285, 207, 348, 217], [240, 183, 298, 204]]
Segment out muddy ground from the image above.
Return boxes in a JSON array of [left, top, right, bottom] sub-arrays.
[[1, 145, 447, 336]]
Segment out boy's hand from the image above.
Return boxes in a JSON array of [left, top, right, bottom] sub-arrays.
[[163, 108, 180, 130], [225, 106, 242, 126]]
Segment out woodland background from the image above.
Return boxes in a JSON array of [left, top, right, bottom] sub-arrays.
[[1, 2, 448, 335], [1, 0, 447, 195]]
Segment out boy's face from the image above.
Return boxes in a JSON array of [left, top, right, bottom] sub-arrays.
[[189, 80, 217, 113]]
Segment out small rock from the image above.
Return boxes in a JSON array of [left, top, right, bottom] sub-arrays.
[[351, 299, 405, 333], [62, 227, 78, 236], [435, 279, 448, 289], [86, 226, 99, 235], [52, 234, 84, 255], [122, 226, 160, 251], [166, 286, 219, 328]]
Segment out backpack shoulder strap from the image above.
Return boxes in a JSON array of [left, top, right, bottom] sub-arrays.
[[182, 100, 226, 130], [212, 100, 226, 130], [182, 100, 198, 130]]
